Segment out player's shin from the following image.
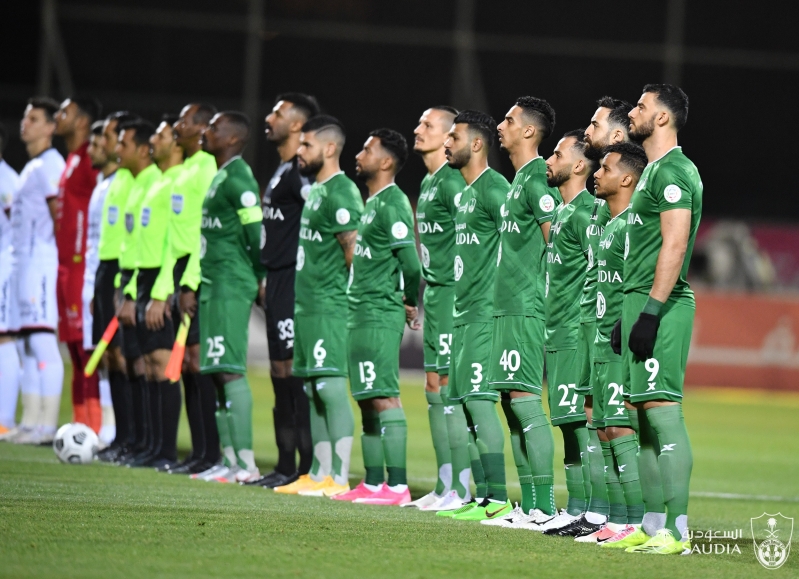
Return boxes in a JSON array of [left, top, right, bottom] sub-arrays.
[[465, 399, 507, 502], [18, 343, 41, 429], [585, 427, 610, 523], [502, 397, 533, 513], [0, 341, 21, 428], [426, 389, 452, 495], [197, 373, 220, 463], [160, 379, 182, 462], [512, 395, 556, 515], [224, 378, 255, 472], [98, 369, 116, 445], [446, 403, 472, 500], [645, 405, 692, 541], [147, 380, 163, 457], [466, 426, 486, 499], [560, 422, 588, 515], [602, 440, 627, 525], [306, 381, 332, 481], [181, 372, 205, 461], [316, 377, 354, 486], [108, 370, 132, 447], [272, 376, 299, 475], [28, 332, 64, 436], [360, 407, 385, 488], [379, 407, 408, 488], [635, 407, 667, 535], [610, 434, 644, 525]]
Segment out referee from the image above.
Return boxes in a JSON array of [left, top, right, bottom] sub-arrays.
[[249, 93, 319, 488]]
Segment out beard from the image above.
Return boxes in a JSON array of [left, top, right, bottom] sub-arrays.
[[630, 115, 656, 143], [298, 154, 323, 177], [546, 166, 572, 188], [355, 165, 376, 182], [446, 146, 471, 170]]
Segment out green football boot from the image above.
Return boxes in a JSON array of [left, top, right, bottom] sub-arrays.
[[626, 529, 687, 554], [453, 500, 512, 521], [600, 525, 650, 549], [437, 500, 477, 518]]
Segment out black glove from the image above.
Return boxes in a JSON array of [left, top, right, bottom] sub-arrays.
[[628, 312, 660, 359], [610, 319, 622, 355]]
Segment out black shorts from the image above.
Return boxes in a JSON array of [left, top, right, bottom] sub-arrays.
[[92, 259, 121, 348], [265, 266, 295, 362], [172, 255, 200, 346], [135, 268, 175, 355]]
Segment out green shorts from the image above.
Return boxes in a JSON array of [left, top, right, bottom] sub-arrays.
[[422, 284, 454, 375], [450, 322, 498, 403], [347, 326, 402, 400], [622, 292, 695, 404], [293, 313, 348, 378], [545, 349, 587, 426], [488, 315, 545, 394], [591, 357, 630, 429], [199, 296, 251, 374], [574, 321, 596, 395]]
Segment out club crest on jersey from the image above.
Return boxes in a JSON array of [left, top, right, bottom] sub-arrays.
[[600, 233, 614, 249], [108, 205, 118, 225], [141, 207, 151, 227], [125, 212, 134, 233], [587, 245, 594, 269], [468, 197, 477, 213], [200, 234, 207, 258], [596, 291, 606, 318], [539, 194, 555, 212], [454, 192, 462, 208], [296, 246, 305, 270], [454, 255, 464, 281], [362, 210, 376, 224], [260, 224, 266, 249], [420, 244, 430, 268], [420, 186, 437, 203], [500, 203, 509, 218], [171, 194, 183, 214]]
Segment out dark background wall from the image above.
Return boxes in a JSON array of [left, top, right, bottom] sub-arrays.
[[2, 0, 798, 221]]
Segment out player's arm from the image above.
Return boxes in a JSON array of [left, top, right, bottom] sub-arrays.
[[386, 202, 421, 329], [328, 188, 363, 270], [235, 181, 267, 289], [178, 250, 200, 318], [650, 209, 690, 303], [335, 230, 358, 269], [529, 177, 558, 242], [146, 229, 176, 331]]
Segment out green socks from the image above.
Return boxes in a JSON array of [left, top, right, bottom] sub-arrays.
[[646, 405, 692, 539], [635, 407, 667, 530], [465, 399, 507, 502], [426, 390, 452, 495], [586, 427, 610, 517], [360, 408, 384, 486], [214, 391, 236, 468], [602, 440, 627, 524], [379, 407, 408, 486], [224, 378, 255, 471], [610, 433, 645, 525], [560, 422, 588, 516], [446, 403, 471, 500], [512, 395, 555, 515], [316, 377, 355, 487], [501, 398, 533, 513], [305, 381, 332, 481], [467, 427, 487, 498]]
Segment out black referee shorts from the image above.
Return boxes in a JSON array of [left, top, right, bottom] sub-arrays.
[[135, 268, 175, 355], [172, 255, 201, 346], [92, 259, 120, 347], [264, 266, 295, 362]]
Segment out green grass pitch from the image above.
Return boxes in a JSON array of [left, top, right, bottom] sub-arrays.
[[1, 368, 798, 578]]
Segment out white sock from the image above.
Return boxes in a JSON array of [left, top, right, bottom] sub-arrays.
[[311, 441, 332, 482], [237, 449, 257, 472], [642, 512, 667, 537], [458, 467, 472, 500], [0, 341, 21, 428], [364, 482, 382, 492], [388, 484, 408, 493], [585, 511, 607, 525], [27, 332, 64, 397], [333, 436, 353, 486], [222, 445, 237, 467], [438, 462, 452, 494], [18, 340, 41, 427]]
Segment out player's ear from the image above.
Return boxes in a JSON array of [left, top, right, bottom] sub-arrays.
[[573, 158, 585, 176], [524, 124, 535, 140], [472, 136, 483, 154], [621, 173, 632, 188], [657, 109, 670, 128]]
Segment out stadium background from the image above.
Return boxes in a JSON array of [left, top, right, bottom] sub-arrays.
[[2, 0, 799, 388]]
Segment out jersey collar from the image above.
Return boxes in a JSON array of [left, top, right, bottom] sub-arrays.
[[563, 188, 588, 206], [370, 182, 395, 198], [464, 167, 490, 189], [515, 156, 542, 174], [646, 145, 682, 166], [431, 161, 449, 177], [607, 205, 630, 225], [218, 155, 241, 171], [317, 171, 344, 185]]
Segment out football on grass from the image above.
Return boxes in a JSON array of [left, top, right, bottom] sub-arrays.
[[53, 423, 99, 464]]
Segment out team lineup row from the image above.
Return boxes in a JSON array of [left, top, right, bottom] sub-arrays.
[[0, 82, 701, 555]]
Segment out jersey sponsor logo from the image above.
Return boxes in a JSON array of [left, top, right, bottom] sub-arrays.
[[362, 210, 376, 224], [454, 255, 464, 281], [663, 184, 682, 203], [419, 186, 437, 203], [599, 233, 614, 249], [587, 224, 603, 238], [551, 220, 564, 235], [125, 212, 134, 233], [596, 291, 606, 318], [241, 191, 258, 207], [108, 205, 118, 225], [141, 207, 150, 227], [417, 221, 444, 234], [456, 231, 480, 245], [391, 222, 409, 239], [547, 251, 562, 264], [539, 194, 555, 213], [354, 243, 372, 259], [171, 194, 183, 214], [300, 184, 311, 201], [468, 197, 477, 213], [263, 206, 285, 221], [202, 215, 223, 229], [299, 226, 322, 242], [500, 220, 520, 234], [453, 192, 462, 207], [598, 269, 622, 284], [627, 213, 643, 226], [336, 208, 351, 225], [296, 245, 305, 270], [420, 243, 430, 268]]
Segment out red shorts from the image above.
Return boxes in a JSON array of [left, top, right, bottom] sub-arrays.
[[57, 263, 86, 343]]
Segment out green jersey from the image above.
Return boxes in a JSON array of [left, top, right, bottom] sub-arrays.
[[544, 189, 593, 350], [594, 207, 628, 362], [347, 184, 417, 329], [580, 198, 611, 322], [493, 157, 561, 318], [97, 168, 133, 261], [171, 150, 217, 259], [295, 172, 364, 316], [453, 168, 508, 327], [416, 163, 465, 286], [119, 164, 161, 275], [624, 147, 702, 304], [200, 157, 265, 295]]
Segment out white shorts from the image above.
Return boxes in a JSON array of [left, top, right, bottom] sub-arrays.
[[0, 252, 12, 334], [11, 245, 58, 332], [82, 276, 95, 350]]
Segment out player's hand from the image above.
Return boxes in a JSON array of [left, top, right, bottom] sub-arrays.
[[118, 299, 136, 327], [145, 299, 167, 331], [628, 313, 659, 359], [179, 290, 197, 319], [611, 318, 622, 355], [405, 305, 421, 330], [258, 279, 266, 308]]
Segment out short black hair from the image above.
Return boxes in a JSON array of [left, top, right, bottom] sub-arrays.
[[431, 105, 459, 117], [90, 120, 105, 136], [28, 96, 60, 122], [161, 113, 179, 128], [301, 114, 346, 145], [219, 111, 251, 144], [71, 95, 102, 123], [106, 111, 140, 134], [642, 84, 689, 131], [189, 103, 217, 126], [369, 128, 408, 173], [118, 119, 156, 147], [515, 96, 556, 139], [602, 142, 648, 180], [453, 109, 497, 148], [562, 129, 596, 171], [596, 96, 633, 130], [275, 93, 320, 121], [0, 122, 8, 153]]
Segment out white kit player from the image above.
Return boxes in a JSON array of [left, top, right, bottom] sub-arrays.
[[3, 98, 66, 445]]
